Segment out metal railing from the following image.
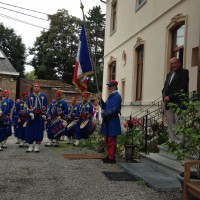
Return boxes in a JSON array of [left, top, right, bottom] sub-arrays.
[[131, 91, 198, 153]]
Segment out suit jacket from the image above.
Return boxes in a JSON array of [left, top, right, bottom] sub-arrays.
[[162, 67, 189, 109]]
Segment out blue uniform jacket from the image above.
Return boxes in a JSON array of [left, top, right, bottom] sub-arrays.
[[76, 101, 93, 120], [0, 98, 9, 126], [100, 91, 122, 136], [67, 104, 78, 120], [0, 98, 9, 116], [8, 98, 14, 113], [27, 93, 47, 114], [47, 99, 68, 118], [15, 100, 29, 119]]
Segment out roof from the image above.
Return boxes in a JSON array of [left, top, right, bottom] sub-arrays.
[[21, 78, 81, 94], [0, 50, 19, 76]]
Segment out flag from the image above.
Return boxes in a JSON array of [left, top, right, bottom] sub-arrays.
[[73, 24, 94, 93]]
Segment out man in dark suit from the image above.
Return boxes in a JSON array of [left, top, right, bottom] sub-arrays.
[[162, 57, 189, 143]]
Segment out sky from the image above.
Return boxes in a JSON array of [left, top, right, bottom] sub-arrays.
[[0, 0, 106, 72]]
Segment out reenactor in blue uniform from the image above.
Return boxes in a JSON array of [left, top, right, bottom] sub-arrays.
[[65, 97, 78, 144], [15, 91, 29, 147], [99, 80, 122, 164], [74, 93, 93, 147], [11, 98, 21, 144], [2, 90, 14, 148], [26, 82, 47, 152], [45, 91, 68, 147], [0, 88, 9, 151]]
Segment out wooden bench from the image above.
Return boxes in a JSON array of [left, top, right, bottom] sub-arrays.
[[183, 160, 200, 200]]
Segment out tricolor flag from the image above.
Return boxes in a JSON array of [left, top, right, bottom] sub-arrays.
[[73, 24, 94, 93]]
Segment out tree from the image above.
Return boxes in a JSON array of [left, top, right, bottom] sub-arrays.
[[0, 23, 26, 77], [86, 6, 105, 92], [29, 7, 105, 92], [29, 9, 82, 83], [25, 69, 37, 80]]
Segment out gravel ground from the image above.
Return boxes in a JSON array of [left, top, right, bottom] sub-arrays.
[[0, 134, 182, 200]]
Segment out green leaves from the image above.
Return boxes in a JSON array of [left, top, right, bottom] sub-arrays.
[[165, 93, 200, 164], [0, 23, 26, 77], [28, 6, 105, 90]]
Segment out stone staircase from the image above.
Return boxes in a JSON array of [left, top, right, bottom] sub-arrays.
[[119, 145, 183, 191], [140, 145, 183, 179]]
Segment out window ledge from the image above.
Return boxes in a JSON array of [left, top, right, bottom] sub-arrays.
[[110, 29, 116, 37], [135, 0, 147, 12]]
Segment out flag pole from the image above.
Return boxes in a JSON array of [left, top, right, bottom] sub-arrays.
[[80, 1, 100, 93]]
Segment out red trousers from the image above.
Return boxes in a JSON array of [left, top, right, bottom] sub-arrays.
[[104, 136, 117, 160]]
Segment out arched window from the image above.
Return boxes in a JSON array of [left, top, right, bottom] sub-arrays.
[[166, 14, 187, 71], [171, 23, 185, 67], [135, 45, 144, 101], [109, 61, 116, 81]]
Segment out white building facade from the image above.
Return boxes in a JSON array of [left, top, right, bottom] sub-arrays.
[[102, 0, 200, 117]]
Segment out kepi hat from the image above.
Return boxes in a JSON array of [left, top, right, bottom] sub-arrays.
[[22, 91, 28, 96], [3, 90, 9, 95], [82, 93, 89, 98], [106, 80, 118, 87], [55, 91, 62, 97]]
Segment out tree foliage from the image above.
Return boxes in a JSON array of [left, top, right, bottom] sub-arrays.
[[0, 23, 26, 77], [29, 7, 105, 92], [25, 69, 37, 80], [86, 6, 105, 92], [29, 9, 81, 83]]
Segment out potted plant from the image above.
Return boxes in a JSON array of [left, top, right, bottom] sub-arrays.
[[120, 117, 143, 162], [165, 93, 200, 196]]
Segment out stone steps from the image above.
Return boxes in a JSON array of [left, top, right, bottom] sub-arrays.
[[118, 145, 184, 192], [119, 162, 181, 192], [140, 152, 184, 178]]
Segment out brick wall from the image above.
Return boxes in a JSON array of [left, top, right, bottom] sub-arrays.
[[20, 79, 82, 105], [0, 74, 17, 99]]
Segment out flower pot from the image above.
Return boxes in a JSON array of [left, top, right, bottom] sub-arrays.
[[124, 145, 135, 162], [177, 172, 200, 200]]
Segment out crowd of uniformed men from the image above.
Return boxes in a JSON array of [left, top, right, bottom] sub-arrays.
[[0, 82, 98, 152]]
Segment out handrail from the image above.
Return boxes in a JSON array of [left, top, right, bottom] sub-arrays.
[[131, 96, 163, 117], [130, 91, 198, 153]]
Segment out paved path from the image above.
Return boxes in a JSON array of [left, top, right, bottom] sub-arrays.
[[0, 134, 182, 200]]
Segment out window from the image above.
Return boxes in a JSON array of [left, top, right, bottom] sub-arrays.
[[109, 61, 116, 81], [135, 0, 147, 12], [166, 14, 187, 72], [191, 47, 199, 67], [121, 79, 125, 103], [111, 0, 117, 33], [171, 24, 185, 67], [135, 45, 144, 101]]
